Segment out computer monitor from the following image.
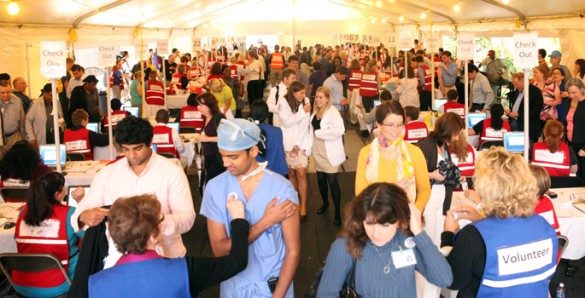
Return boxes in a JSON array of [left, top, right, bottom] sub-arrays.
[[39, 144, 66, 167], [467, 113, 487, 127], [167, 122, 180, 131], [66, 185, 90, 207], [86, 122, 99, 133], [123, 106, 139, 117], [434, 99, 447, 111], [504, 132, 526, 153], [373, 100, 382, 107]]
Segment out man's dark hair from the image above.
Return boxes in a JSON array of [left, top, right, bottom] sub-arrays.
[[250, 100, 269, 123], [414, 56, 424, 63], [468, 63, 479, 73], [0, 73, 10, 82], [187, 93, 199, 107], [71, 64, 83, 72], [442, 51, 452, 58], [287, 55, 299, 63], [312, 61, 322, 70], [539, 48, 547, 59], [115, 116, 153, 146], [155, 109, 169, 124], [111, 98, 122, 110], [336, 66, 349, 76]]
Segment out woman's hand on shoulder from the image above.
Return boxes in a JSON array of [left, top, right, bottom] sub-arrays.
[[408, 203, 423, 236], [226, 193, 245, 219]]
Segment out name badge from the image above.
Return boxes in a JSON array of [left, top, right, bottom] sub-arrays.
[[19, 219, 60, 238], [408, 128, 428, 139], [111, 114, 125, 123], [66, 140, 87, 151], [184, 111, 201, 119], [391, 248, 417, 269], [497, 238, 553, 275], [351, 73, 362, 79], [362, 74, 376, 81], [151, 85, 163, 92], [485, 127, 505, 138], [448, 108, 465, 116], [153, 134, 170, 144], [534, 149, 564, 164]]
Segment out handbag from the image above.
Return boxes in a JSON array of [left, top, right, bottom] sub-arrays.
[[304, 258, 361, 298], [540, 104, 558, 121]]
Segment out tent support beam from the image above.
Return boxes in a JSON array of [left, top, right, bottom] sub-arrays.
[[327, 0, 410, 26], [393, 0, 456, 24], [479, 0, 527, 22], [72, 0, 132, 29]]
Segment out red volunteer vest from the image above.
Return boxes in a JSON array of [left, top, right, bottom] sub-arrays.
[[145, 80, 165, 106], [216, 55, 226, 65], [348, 69, 363, 91], [110, 67, 124, 90], [152, 125, 178, 157], [230, 64, 239, 79], [180, 106, 204, 133], [531, 142, 571, 177], [359, 71, 378, 97], [270, 52, 285, 69], [404, 121, 429, 143], [480, 118, 510, 144], [206, 74, 223, 84], [170, 73, 185, 91], [64, 128, 92, 160], [14, 205, 71, 288], [451, 144, 476, 176], [103, 110, 128, 128], [444, 101, 466, 118], [207, 57, 217, 70], [189, 65, 206, 81], [418, 64, 432, 92]]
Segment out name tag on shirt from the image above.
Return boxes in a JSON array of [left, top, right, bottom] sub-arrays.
[[485, 128, 505, 138], [362, 74, 376, 81], [151, 85, 163, 92], [535, 150, 565, 164], [497, 238, 553, 275], [153, 134, 170, 144], [392, 248, 417, 269], [111, 114, 125, 123], [408, 128, 428, 139], [66, 140, 88, 151], [447, 108, 465, 116], [19, 219, 60, 238], [351, 73, 362, 79]]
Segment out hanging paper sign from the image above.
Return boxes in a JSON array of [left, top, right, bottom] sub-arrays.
[[340, 34, 359, 43], [362, 34, 380, 45], [513, 33, 538, 69], [134, 43, 149, 59], [97, 45, 116, 68], [193, 38, 202, 52], [227, 36, 235, 43], [156, 39, 169, 56], [423, 32, 441, 53], [210, 37, 219, 48], [456, 33, 474, 60], [236, 36, 246, 43], [386, 33, 396, 46], [40, 41, 66, 79], [399, 32, 412, 50]]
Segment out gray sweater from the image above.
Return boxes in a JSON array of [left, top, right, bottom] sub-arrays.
[[317, 231, 452, 297]]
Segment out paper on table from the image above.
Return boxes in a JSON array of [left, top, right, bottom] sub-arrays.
[[573, 203, 585, 214]]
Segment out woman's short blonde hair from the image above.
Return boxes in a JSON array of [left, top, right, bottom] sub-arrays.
[[475, 147, 538, 218], [209, 78, 225, 93]]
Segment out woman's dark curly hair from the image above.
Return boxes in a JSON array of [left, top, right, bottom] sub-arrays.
[[341, 183, 411, 259], [0, 141, 43, 181]]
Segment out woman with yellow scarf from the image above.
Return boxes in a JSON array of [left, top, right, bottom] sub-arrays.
[[355, 101, 431, 212]]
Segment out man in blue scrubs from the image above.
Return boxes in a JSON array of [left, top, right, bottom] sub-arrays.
[[200, 118, 300, 298]]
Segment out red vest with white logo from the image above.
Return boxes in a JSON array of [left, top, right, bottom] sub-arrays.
[[359, 71, 378, 97], [110, 67, 124, 90], [171, 73, 185, 91], [404, 121, 429, 143], [229, 64, 239, 79], [444, 101, 466, 118], [152, 125, 178, 157], [103, 110, 128, 128], [216, 55, 226, 65], [13, 205, 71, 288], [451, 144, 476, 176], [418, 64, 432, 92], [189, 65, 206, 81], [180, 106, 204, 133], [64, 128, 92, 160], [531, 142, 571, 177], [146, 80, 165, 106], [207, 57, 216, 70], [348, 69, 363, 91], [270, 52, 285, 70], [480, 118, 510, 144]]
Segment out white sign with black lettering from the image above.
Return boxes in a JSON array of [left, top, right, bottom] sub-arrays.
[[40, 41, 66, 78], [456, 34, 474, 60], [153, 134, 170, 144], [497, 238, 553, 275], [534, 149, 565, 164], [513, 33, 538, 68], [98, 46, 116, 67], [408, 128, 428, 139], [399, 32, 411, 51], [157, 39, 169, 56], [134, 43, 149, 59], [20, 219, 60, 238]]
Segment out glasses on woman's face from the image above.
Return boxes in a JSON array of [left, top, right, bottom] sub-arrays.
[[380, 122, 405, 129]]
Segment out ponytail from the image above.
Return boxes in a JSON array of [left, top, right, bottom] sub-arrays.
[[24, 172, 65, 226]]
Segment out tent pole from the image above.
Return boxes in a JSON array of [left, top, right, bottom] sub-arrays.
[[464, 61, 469, 139], [523, 68, 529, 160], [25, 43, 32, 98], [51, 78, 62, 173]]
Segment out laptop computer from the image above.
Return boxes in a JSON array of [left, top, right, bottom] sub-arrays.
[[39, 144, 66, 168], [167, 122, 180, 131], [123, 106, 139, 117], [504, 132, 526, 153], [434, 99, 447, 111], [467, 113, 487, 127], [66, 185, 90, 207], [86, 122, 99, 133]]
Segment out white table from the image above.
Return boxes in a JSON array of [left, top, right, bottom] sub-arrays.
[[63, 161, 106, 187], [451, 187, 585, 260], [167, 94, 189, 109], [0, 202, 25, 253]]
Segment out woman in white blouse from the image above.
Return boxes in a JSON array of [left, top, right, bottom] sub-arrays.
[[397, 66, 420, 108], [237, 49, 264, 105], [280, 81, 312, 219], [310, 86, 346, 225]]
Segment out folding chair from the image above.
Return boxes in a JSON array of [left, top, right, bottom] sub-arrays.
[[557, 235, 569, 262], [179, 126, 197, 134], [0, 253, 71, 297], [479, 140, 504, 151], [66, 153, 86, 161], [0, 187, 28, 203], [550, 176, 585, 189]]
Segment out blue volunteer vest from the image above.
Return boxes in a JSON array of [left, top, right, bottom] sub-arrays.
[[88, 258, 190, 298], [474, 215, 557, 297]]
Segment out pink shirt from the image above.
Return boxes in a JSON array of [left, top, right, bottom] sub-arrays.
[[567, 106, 576, 142]]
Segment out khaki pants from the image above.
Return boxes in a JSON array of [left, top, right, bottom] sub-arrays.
[[269, 68, 283, 87]]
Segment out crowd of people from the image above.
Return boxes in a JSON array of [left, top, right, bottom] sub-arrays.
[[0, 39, 582, 297]]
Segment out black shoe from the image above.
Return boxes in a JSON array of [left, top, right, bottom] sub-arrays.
[[316, 204, 329, 214], [334, 216, 342, 226]]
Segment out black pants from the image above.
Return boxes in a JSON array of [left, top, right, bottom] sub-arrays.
[[420, 90, 432, 111], [317, 171, 341, 219], [470, 103, 485, 112], [361, 96, 376, 113], [247, 80, 264, 105], [200, 154, 226, 194], [569, 142, 585, 181]]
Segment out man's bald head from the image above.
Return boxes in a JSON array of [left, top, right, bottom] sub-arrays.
[[12, 77, 27, 92]]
